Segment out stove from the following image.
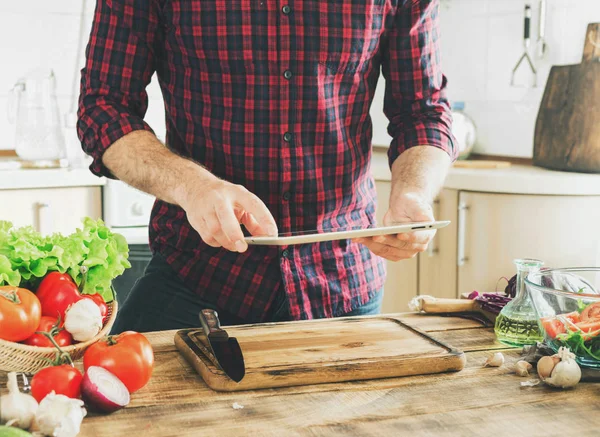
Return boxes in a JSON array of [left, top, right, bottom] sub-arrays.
[[103, 179, 156, 303]]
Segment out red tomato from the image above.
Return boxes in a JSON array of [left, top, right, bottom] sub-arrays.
[[22, 315, 73, 347], [562, 311, 581, 324], [581, 302, 600, 321], [541, 317, 566, 339], [83, 293, 108, 323], [0, 286, 42, 342], [35, 272, 83, 320], [84, 331, 154, 393], [31, 364, 83, 402]]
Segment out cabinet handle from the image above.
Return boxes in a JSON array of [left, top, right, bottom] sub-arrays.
[[36, 202, 53, 235], [427, 198, 441, 257], [457, 202, 469, 266]]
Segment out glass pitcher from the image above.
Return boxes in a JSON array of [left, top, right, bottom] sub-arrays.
[[8, 68, 66, 162]]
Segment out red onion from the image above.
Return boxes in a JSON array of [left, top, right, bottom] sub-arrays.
[[81, 366, 130, 413]]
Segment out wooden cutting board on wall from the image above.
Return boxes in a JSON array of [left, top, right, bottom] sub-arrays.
[[533, 23, 600, 173], [174, 316, 466, 392]]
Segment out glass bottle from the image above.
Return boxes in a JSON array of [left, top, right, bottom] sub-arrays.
[[494, 258, 544, 347]]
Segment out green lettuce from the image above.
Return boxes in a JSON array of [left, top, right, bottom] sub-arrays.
[[0, 218, 130, 302]]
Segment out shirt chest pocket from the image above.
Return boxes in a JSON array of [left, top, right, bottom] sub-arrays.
[[305, 0, 388, 75], [164, 0, 268, 63]]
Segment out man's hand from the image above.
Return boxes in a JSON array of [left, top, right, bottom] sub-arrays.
[[355, 192, 435, 262], [102, 130, 277, 254], [178, 177, 278, 254]]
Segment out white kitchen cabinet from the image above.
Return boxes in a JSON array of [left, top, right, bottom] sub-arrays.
[[0, 186, 102, 235], [418, 188, 458, 299], [454, 191, 600, 297], [419, 190, 600, 298], [373, 179, 419, 313]]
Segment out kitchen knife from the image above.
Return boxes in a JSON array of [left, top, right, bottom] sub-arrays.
[[409, 295, 502, 325], [198, 309, 245, 382]]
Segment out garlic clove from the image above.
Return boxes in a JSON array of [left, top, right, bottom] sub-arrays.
[[536, 355, 560, 380], [484, 352, 505, 367], [515, 360, 533, 377]]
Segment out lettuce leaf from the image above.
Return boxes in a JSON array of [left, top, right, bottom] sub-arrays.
[[0, 218, 130, 302]]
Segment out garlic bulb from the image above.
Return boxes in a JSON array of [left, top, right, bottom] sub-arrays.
[[536, 355, 560, 379], [543, 347, 581, 389], [64, 298, 103, 341], [0, 372, 38, 429], [35, 391, 87, 437], [484, 352, 504, 367]]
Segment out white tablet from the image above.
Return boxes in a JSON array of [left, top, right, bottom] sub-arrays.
[[244, 220, 450, 246]]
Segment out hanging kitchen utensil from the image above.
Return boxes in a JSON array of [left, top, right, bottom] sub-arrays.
[[197, 309, 245, 383], [511, 4, 537, 87], [533, 23, 600, 173], [536, 0, 548, 59]]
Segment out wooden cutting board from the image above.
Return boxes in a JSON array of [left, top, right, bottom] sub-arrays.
[[174, 316, 466, 392], [533, 23, 600, 173]]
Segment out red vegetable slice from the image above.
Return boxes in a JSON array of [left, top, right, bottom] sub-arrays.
[[81, 366, 130, 413], [581, 302, 600, 321], [541, 317, 566, 339]]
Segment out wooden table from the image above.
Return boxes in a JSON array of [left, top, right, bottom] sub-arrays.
[[2, 314, 600, 436]]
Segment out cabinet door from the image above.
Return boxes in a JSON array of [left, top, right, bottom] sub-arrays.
[[457, 191, 600, 296], [373, 180, 419, 313], [0, 187, 102, 235], [418, 188, 459, 298]]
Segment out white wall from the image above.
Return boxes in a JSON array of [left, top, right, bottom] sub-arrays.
[[1, 0, 598, 158], [371, 0, 600, 157]]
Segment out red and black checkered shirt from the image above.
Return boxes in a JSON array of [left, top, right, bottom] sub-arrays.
[[78, 0, 456, 323]]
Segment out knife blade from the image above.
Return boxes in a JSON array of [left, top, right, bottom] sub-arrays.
[[198, 309, 245, 382]]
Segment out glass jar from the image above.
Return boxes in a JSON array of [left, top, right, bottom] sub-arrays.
[[494, 258, 544, 347]]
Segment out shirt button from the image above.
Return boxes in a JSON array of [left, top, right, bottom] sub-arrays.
[[283, 70, 293, 80], [282, 5, 291, 15], [282, 249, 290, 258], [283, 132, 292, 142], [283, 191, 291, 201]]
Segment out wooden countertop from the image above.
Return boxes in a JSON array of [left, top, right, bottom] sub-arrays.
[[2, 314, 599, 436]]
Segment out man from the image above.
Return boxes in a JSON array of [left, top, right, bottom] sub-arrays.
[[77, 0, 456, 333]]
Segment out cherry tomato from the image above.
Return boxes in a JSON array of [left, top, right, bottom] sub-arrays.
[[581, 302, 600, 321], [22, 315, 73, 347], [31, 364, 83, 402], [83, 293, 108, 323], [84, 331, 154, 393], [35, 272, 82, 320], [0, 286, 42, 342], [562, 311, 581, 324]]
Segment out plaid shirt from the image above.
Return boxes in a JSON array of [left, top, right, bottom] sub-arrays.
[[78, 0, 456, 323]]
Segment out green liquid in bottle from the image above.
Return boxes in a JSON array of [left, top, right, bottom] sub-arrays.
[[494, 313, 543, 347], [494, 258, 545, 347]]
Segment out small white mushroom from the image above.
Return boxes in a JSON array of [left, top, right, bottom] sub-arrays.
[[484, 352, 505, 367]]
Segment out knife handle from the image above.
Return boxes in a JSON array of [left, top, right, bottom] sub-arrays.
[[417, 296, 478, 314], [199, 309, 229, 339]]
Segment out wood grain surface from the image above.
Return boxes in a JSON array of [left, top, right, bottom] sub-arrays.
[[1, 314, 599, 437], [533, 23, 600, 173], [174, 316, 466, 391]]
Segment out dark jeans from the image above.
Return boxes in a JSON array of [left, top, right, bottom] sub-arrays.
[[110, 253, 384, 334]]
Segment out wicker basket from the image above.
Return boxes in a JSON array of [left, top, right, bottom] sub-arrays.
[[0, 299, 118, 373]]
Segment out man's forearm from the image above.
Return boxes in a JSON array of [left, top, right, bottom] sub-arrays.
[[102, 130, 216, 207], [390, 146, 452, 205]]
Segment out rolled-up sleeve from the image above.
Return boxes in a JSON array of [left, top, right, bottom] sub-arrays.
[[381, 0, 457, 167], [77, 0, 158, 178]]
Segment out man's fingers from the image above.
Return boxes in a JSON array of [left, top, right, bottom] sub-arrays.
[[204, 213, 237, 251], [215, 203, 248, 252], [355, 237, 428, 261], [240, 212, 262, 236], [396, 229, 436, 245], [235, 189, 278, 236]]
